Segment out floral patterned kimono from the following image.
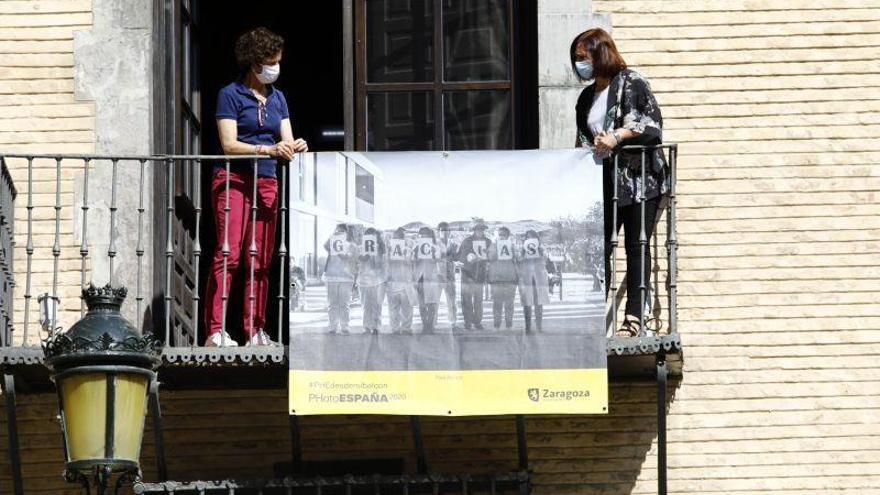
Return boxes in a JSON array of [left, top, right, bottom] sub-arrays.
[[575, 69, 668, 207]]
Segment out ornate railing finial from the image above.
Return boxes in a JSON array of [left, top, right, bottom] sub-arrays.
[[82, 283, 127, 311]]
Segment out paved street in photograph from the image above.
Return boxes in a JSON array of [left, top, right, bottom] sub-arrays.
[[290, 273, 606, 371]]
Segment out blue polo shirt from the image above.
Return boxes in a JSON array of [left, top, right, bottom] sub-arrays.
[[215, 80, 290, 178]]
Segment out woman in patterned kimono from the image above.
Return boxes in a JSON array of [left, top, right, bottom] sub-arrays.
[[571, 28, 667, 337], [413, 226, 443, 334], [517, 230, 551, 334]]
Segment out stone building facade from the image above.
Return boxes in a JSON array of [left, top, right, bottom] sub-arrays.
[[0, 0, 879, 494]]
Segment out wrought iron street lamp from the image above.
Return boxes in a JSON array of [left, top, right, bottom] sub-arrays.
[[42, 284, 162, 494]]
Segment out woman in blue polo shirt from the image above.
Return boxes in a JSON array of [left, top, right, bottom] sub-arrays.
[[204, 27, 308, 347]]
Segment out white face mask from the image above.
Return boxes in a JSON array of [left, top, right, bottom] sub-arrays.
[[575, 60, 593, 80], [255, 63, 280, 84]]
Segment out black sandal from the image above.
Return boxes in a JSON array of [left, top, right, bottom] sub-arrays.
[[615, 316, 640, 338]]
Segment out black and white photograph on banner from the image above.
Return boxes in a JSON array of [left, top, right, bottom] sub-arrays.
[[289, 149, 606, 371]]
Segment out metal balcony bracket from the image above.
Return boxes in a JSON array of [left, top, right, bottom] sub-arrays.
[[515, 415, 528, 472], [148, 379, 168, 481], [289, 414, 303, 475], [2, 372, 24, 495], [410, 415, 430, 474], [656, 352, 668, 495]]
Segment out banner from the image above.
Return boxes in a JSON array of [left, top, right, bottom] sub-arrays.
[[289, 149, 607, 415]]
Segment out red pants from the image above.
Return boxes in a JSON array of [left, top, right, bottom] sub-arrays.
[[204, 169, 278, 338]]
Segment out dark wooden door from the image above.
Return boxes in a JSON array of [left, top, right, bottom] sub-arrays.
[[162, 0, 202, 345]]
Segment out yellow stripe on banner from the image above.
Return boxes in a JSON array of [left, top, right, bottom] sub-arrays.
[[289, 369, 608, 416]]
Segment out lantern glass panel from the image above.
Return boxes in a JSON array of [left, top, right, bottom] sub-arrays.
[[60, 373, 107, 461], [113, 374, 149, 462]]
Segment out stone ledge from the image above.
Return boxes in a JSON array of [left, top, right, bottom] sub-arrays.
[[0, 335, 682, 367], [607, 333, 682, 357]]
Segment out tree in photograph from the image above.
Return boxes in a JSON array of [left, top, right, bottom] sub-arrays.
[[549, 202, 603, 282]]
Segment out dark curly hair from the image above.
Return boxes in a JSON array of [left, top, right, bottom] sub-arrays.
[[234, 27, 284, 72]]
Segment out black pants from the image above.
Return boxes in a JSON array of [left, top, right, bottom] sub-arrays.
[[461, 274, 484, 327], [605, 197, 660, 318]]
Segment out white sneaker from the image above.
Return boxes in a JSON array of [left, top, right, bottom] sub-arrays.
[[246, 329, 277, 347], [205, 332, 239, 347]]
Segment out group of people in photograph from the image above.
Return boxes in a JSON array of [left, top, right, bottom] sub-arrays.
[[320, 221, 555, 335]]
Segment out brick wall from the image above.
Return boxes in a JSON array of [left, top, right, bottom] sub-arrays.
[[588, 0, 880, 492], [1, 0, 94, 343], [2, 0, 880, 494]]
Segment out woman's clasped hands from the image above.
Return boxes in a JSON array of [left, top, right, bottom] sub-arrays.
[[270, 138, 309, 160]]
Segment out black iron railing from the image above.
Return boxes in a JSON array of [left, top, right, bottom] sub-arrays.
[[0, 153, 291, 355], [133, 473, 529, 495], [0, 148, 678, 495], [606, 144, 678, 338], [0, 158, 16, 347], [0, 147, 677, 357], [159, 154, 291, 350]]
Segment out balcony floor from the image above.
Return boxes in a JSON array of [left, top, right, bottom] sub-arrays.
[[0, 334, 680, 392]]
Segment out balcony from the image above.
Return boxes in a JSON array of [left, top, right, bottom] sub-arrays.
[[0, 148, 680, 493], [0, 148, 679, 379]]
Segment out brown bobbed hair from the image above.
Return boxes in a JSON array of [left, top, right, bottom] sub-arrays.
[[569, 28, 627, 81], [235, 27, 284, 71]]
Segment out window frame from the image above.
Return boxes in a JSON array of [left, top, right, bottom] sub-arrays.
[[353, 0, 517, 151]]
